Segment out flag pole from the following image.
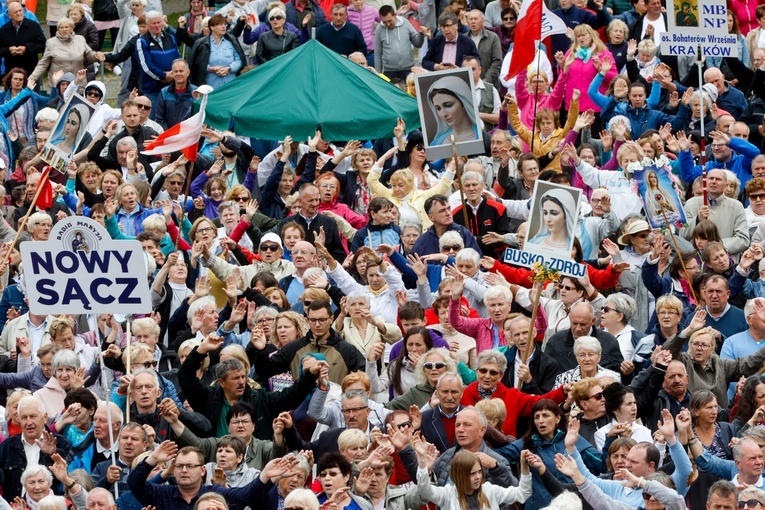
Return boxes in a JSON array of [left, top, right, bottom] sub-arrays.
[[697, 44, 707, 206], [451, 137, 470, 230], [9, 168, 52, 249], [530, 45, 543, 155]]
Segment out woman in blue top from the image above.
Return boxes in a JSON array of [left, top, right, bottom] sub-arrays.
[[427, 76, 480, 146]]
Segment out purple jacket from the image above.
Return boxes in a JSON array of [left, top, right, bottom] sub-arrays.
[[347, 5, 380, 51], [190, 168, 258, 220], [388, 328, 447, 361]]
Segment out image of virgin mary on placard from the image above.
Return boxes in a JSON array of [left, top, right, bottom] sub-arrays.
[[632, 159, 687, 229]]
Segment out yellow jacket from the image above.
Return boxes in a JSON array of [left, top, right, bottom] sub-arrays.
[[509, 100, 579, 172]]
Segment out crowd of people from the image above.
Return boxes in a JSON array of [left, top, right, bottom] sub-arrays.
[[0, 0, 763, 509]]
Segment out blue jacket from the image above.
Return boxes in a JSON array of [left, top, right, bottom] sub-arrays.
[[154, 82, 197, 131], [411, 223, 482, 257], [115, 204, 164, 237], [678, 137, 761, 187], [350, 222, 401, 253], [0, 87, 32, 164], [0, 364, 47, 392], [0, 283, 27, 333], [587, 72, 661, 122], [495, 430, 603, 510], [136, 30, 181, 95], [641, 258, 692, 309], [616, 103, 691, 141], [716, 82, 749, 119], [730, 266, 765, 299]]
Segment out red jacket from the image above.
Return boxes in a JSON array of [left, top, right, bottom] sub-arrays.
[[489, 259, 622, 291], [460, 381, 565, 437]]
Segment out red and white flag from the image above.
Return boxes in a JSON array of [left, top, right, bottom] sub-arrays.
[[505, 0, 566, 80], [143, 94, 208, 162]]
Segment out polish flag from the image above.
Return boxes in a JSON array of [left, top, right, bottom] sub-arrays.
[[143, 94, 208, 162], [36, 166, 53, 211], [505, 0, 566, 80]]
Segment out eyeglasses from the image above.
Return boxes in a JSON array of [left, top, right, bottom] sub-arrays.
[[285, 507, 306, 510], [588, 392, 604, 400], [308, 317, 331, 324], [196, 227, 214, 234], [234, 196, 249, 202], [559, 284, 576, 291], [690, 342, 711, 351], [657, 310, 679, 316], [270, 15, 284, 20], [256, 317, 275, 324], [440, 23, 455, 28], [260, 244, 280, 252], [341, 405, 368, 415], [86, 90, 102, 98], [175, 463, 204, 471], [396, 421, 413, 429], [424, 362, 446, 370], [137, 360, 158, 368], [751, 194, 765, 201], [136, 104, 151, 111], [441, 244, 462, 252], [477, 367, 500, 377], [739, 500, 764, 509], [502, 16, 516, 20], [229, 418, 252, 426]]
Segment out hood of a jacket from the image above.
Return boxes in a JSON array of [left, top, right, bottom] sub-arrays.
[[57, 72, 77, 87], [84, 80, 106, 107]]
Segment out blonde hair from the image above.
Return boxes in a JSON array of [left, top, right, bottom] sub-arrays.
[[49, 316, 74, 341], [572, 24, 606, 54], [337, 428, 368, 452], [637, 38, 657, 56], [122, 342, 152, 367], [269, 311, 309, 346], [390, 169, 415, 194], [220, 344, 251, 375], [474, 398, 507, 427]]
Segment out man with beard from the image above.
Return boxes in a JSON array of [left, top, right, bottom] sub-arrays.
[[91, 423, 149, 496]]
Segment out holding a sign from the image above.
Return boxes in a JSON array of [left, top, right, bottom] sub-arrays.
[[503, 181, 588, 277], [42, 93, 96, 175], [661, 0, 737, 57], [21, 216, 152, 315], [632, 160, 687, 229]]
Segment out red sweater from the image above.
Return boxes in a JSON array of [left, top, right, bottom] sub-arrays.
[[460, 381, 565, 437]]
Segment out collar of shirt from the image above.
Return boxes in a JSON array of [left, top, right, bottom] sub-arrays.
[[96, 440, 117, 455], [706, 304, 730, 320], [332, 22, 346, 31], [444, 37, 458, 44], [438, 405, 460, 418], [299, 212, 317, 224], [27, 317, 48, 332], [21, 435, 40, 448]]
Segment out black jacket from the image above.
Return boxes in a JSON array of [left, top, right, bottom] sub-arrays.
[[179, 347, 320, 439], [276, 213, 346, 263], [543, 327, 624, 374], [189, 33, 247, 86], [87, 126, 159, 179], [452, 197, 512, 256], [502, 345, 560, 395], [420, 404, 464, 453], [0, 18, 46, 76], [0, 433, 71, 499]]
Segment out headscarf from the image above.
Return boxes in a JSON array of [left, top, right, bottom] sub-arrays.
[[299, 352, 328, 401], [426, 76, 478, 142], [534, 188, 577, 242]]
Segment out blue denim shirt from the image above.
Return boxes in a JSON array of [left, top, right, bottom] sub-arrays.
[[206, 37, 242, 89]]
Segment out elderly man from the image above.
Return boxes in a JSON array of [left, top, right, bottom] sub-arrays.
[[127, 441, 287, 510], [503, 316, 560, 394], [167, 402, 284, 470], [452, 171, 510, 256], [422, 12, 480, 71], [685, 432, 765, 490], [720, 297, 765, 396], [155, 59, 197, 131], [679, 129, 760, 191], [316, 4, 367, 56], [705, 67, 748, 119], [13, 173, 69, 226], [680, 275, 746, 347], [86, 488, 119, 510], [276, 183, 346, 263], [463, 56, 500, 132], [205, 232, 294, 286], [136, 11, 181, 112], [632, 358, 691, 432], [680, 169, 749, 257], [248, 300, 366, 385], [420, 373, 465, 453], [543, 302, 624, 374], [464, 12, 501, 88], [179, 334, 323, 438], [0, 2, 46, 77], [399, 407, 517, 487], [581, 189, 620, 260], [69, 401, 123, 471], [0, 396, 71, 499], [0, 302, 53, 359], [91, 423, 149, 496], [412, 195, 482, 257], [374, 5, 425, 80]]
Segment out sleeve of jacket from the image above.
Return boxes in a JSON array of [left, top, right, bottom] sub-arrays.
[[176, 425, 217, 462], [178, 408, 213, 437], [694, 449, 737, 479], [484, 35, 502, 86], [28, 24, 48, 56], [641, 258, 671, 298], [136, 37, 167, 81], [421, 37, 440, 70], [586, 264, 621, 291], [178, 347, 212, 416], [722, 204, 751, 256], [599, 334, 627, 374]]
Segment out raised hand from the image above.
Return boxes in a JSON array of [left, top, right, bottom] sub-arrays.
[[564, 418, 580, 452], [149, 440, 178, 464], [36, 430, 58, 455]]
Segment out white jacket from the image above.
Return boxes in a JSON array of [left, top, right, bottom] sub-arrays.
[[327, 263, 405, 326], [416, 467, 532, 510]]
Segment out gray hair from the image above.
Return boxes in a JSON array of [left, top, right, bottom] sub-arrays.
[[484, 285, 512, 302], [87, 488, 116, 508], [18, 395, 46, 416], [129, 368, 160, 393], [745, 298, 765, 317], [216, 358, 246, 380], [455, 248, 480, 266], [604, 293, 637, 325], [461, 171, 484, 185], [27, 212, 51, 230], [253, 306, 278, 321], [145, 9, 162, 20], [345, 290, 370, 306], [37, 496, 67, 510], [458, 406, 488, 428], [36, 107, 59, 124], [187, 295, 216, 323], [475, 349, 508, 374], [218, 201, 238, 216], [744, 425, 765, 445], [733, 437, 762, 461], [574, 336, 602, 356], [399, 220, 423, 235], [21, 465, 53, 486], [436, 371, 463, 390], [97, 400, 124, 424], [283, 489, 320, 510], [415, 347, 458, 385], [57, 17, 74, 28], [116, 136, 138, 150], [140, 214, 167, 233], [52, 349, 80, 372], [438, 231, 464, 250], [284, 453, 311, 478], [341, 389, 369, 406]]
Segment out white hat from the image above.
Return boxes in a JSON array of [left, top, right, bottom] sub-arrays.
[[617, 220, 650, 245], [260, 232, 283, 249], [701, 83, 718, 102]]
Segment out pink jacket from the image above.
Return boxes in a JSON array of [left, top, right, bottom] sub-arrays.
[[728, 0, 762, 35], [516, 67, 568, 129], [564, 49, 616, 112], [449, 295, 548, 354], [34, 377, 66, 424], [347, 5, 381, 51]]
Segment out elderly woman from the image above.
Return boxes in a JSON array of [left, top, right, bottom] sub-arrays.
[[29, 18, 101, 88], [27, 212, 53, 241], [22, 464, 87, 510], [633, 295, 684, 365], [338, 428, 368, 465], [600, 293, 645, 375], [663, 307, 765, 407], [553, 336, 621, 389], [335, 291, 401, 360], [188, 14, 245, 88], [49, 316, 99, 371], [593, 382, 652, 450], [451, 248, 490, 317], [387, 347, 458, 410], [33, 349, 84, 424], [255, 7, 298, 64], [460, 349, 567, 437], [687, 389, 737, 460]]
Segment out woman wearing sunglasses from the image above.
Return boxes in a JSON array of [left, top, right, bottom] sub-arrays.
[[460, 349, 568, 438], [738, 488, 765, 510], [255, 7, 299, 65]]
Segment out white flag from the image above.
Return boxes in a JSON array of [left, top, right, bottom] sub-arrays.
[[541, 3, 567, 39]]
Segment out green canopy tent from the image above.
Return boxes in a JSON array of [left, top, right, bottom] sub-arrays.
[[200, 40, 421, 141]]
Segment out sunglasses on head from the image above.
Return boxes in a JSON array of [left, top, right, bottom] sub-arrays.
[[424, 362, 446, 370], [260, 244, 280, 252]]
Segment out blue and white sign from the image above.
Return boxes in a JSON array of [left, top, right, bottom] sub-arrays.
[[21, 217, 152, 314], [661, 0, 737, 57]]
